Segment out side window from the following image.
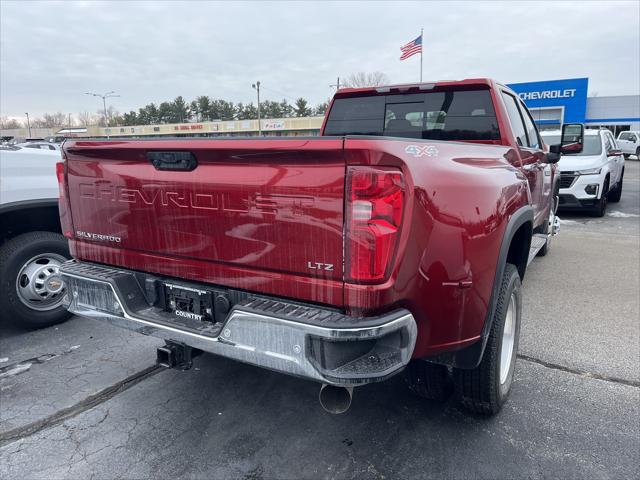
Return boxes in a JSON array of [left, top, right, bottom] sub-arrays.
[[500, 92, 527, 147], [519, 101, 541, 149], [619, 132, 630, 141]]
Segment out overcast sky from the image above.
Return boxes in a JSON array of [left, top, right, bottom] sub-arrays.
[[1, 0, 639, 120]]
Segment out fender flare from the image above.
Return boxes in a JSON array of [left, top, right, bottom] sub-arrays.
[[0, 199, 61, 239], [0, 198, 59, 216], [426, 205, 534, 369]]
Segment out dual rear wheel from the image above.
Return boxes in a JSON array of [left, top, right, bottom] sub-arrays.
[[405, 264, 522, 415]]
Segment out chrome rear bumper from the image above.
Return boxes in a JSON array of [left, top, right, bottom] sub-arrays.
[[60, 261, 417, 386]]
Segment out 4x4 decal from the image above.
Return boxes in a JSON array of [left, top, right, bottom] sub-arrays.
[[405, 144, 439, 157]]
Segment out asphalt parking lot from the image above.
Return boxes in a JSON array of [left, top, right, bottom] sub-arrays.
[[1, 161, 639, 480]]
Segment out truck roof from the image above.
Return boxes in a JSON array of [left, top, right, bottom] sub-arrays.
[[334, 78, 498, 98]]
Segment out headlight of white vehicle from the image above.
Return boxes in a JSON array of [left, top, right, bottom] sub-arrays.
[[576, 168, 602, 175]]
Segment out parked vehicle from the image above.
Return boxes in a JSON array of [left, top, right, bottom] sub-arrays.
[[57, 79, 574, 415], [616, 131, 640, 159], [15, 142, 61, 151], [0, 146, 72, 329], [541, 129, 625, 216]]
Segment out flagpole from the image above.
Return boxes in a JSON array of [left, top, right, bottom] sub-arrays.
[[420, 28, 423, 82]]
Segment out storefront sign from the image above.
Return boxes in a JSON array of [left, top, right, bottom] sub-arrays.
[[174, 124, 204, 131], [262, 120, 285, 130]]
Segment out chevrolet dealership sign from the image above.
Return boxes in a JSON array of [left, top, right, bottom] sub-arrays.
[[518, 88, 577, 101], [507, 78, 589, 123]]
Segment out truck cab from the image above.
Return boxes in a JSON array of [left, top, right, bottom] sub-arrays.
[[323, 80, 557, 231], [616, 130, 640, 158]]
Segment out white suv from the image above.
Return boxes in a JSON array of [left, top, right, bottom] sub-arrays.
[[616, 131, 640, 159], [541, 129, 625, 217]]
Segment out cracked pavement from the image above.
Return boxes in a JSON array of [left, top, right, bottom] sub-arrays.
[[1, 161, 638, 479]]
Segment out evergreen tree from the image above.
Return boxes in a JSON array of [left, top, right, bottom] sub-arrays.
[[314, 101, 329, 116], [172, 96, 189, 123], [294, 98, 311, 117], [195, 96, 212, 121], [122, 111, 138, 126], [158, 102, 174, 123]]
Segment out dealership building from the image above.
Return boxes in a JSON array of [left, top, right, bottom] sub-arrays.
[[507, 77, 640, 136], [1, 77, 638, 141]]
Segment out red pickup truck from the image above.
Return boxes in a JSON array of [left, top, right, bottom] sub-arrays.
[[57, 79, 580, 415]]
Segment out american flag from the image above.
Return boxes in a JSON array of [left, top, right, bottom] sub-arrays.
[[400, 34, 422, 61]]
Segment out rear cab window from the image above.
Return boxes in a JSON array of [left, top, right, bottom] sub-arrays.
[[324, 88, 501, 142]]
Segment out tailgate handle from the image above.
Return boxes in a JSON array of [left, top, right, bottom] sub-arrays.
[[148, 151, 197, 171]]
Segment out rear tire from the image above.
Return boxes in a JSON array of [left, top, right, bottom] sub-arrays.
[[0, 232, 72, 330], [405, 360, 453, 402], [452, 264, 521, 415]]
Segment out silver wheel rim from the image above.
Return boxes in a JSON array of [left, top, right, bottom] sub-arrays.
[[499, 293, 517, 385], [15, 253, 67, 312]]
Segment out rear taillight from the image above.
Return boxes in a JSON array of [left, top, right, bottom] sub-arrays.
[[56, 161, 74, 238], [345, 167, 405, 283], [55, 162, 65, 198]]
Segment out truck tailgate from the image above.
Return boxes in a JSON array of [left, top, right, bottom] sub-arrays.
[[63, 138, 345, 304]]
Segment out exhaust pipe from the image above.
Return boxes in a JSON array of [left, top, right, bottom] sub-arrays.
[[319, 384, 354, 414]]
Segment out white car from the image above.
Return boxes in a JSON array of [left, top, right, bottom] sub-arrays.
[[616, 131, 640, 159], [0, 145, 72, 329], [15, 141, 61, 152], [541, 129, 625, 217]]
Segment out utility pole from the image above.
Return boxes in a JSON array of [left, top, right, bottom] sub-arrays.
[[330, 77, 340, 91], [25, 112, 31, 137], [84, 91, 119, 127], [68, 113, 72, 128], [420, 27, 423, 82], [252, 81, 261, 136]]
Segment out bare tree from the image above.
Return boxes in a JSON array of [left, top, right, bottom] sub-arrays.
[[96, 106, 121, 127], [0, 116, 23, 129], [342, 72, 390, 88], [77, 111, 96, 127], [38, 112, 67, 128]]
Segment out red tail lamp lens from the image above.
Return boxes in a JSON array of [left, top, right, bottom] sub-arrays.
[[345, 167, 405, 283]]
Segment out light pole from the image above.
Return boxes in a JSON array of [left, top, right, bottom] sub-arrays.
[[84, 91, 119, 126], [25, 112, 31, 137], [252, 81, 261, 136]]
